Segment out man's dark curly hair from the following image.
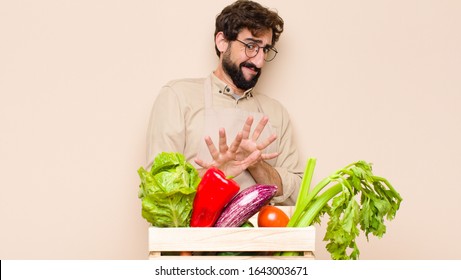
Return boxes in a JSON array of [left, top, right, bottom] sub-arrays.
[[214, 0, 284, 57]]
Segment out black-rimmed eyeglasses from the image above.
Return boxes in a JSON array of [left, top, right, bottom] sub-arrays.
[[235, 39, 278, 62]]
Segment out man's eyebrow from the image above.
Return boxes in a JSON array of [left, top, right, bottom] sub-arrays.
[[244, 37, 273, 48]]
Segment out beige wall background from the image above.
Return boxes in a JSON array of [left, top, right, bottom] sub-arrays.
[[1, 0, 460, 260]]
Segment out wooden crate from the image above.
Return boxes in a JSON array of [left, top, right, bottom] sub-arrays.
[[148, 206, 315, 259]]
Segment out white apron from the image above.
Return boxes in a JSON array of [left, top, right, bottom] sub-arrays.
[[196, 75, 278, 189]]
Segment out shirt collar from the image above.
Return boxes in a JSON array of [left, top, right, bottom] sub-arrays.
[[210, 73, 254, 100]]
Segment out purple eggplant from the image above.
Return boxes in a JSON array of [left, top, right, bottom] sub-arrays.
[[214, 184, 278, 227]]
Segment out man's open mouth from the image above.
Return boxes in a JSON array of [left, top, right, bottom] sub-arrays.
[[241, 62, 260, 75]]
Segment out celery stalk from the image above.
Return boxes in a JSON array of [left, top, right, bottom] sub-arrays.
[[288, 158, 316, 227], [283, 158, 403, 260]]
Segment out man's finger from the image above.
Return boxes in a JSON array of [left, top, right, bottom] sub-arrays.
[[218, 128, 229, 153], [241, 116, 254, 139], [204, 136, 219, 159], [261, 152, 279, 161], [194, 158, 210, 169], [229, 131, 243, 154], [252, 116, 269, 141], [256, 133, 277, 150], [241, 150, 262, 166]]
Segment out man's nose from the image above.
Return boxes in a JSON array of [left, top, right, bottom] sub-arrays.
[[250, 49, 266, 68]]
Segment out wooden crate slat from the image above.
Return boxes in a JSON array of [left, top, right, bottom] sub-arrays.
[[147, 206, 315, 259], [149, 226, 315, 252]]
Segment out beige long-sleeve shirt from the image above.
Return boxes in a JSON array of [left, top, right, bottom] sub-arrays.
[[146, 73, 304, 205]]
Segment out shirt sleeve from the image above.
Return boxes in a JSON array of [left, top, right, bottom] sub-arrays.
[[270, 106, 304, 206], [145, 85, 186, 169]]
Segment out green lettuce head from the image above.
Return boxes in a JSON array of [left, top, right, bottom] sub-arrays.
[[138, 152, 200, 227]]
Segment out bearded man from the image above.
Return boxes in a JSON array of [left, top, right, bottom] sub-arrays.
[[146, 0, 303, 205]]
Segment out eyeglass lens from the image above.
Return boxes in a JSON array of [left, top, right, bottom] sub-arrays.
[[238, 40, 277, 62]]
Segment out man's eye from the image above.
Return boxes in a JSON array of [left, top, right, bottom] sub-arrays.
[[246, 43, 257, 51], [263, 47, 270, 53]]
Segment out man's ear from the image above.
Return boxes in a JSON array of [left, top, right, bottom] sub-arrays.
[[215, 32, 229, 54]]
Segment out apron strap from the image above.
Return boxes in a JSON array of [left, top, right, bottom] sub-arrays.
[[204, 75, 213, 109], [252, 94, 265, 114]]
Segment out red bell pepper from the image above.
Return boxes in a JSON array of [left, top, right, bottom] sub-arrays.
[[190, 167, 240, 227]]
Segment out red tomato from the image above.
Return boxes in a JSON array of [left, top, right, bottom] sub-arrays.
[[257, 205, 290, 227]]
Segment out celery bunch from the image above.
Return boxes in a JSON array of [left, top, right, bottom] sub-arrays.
[[286, 158, 403, 260]]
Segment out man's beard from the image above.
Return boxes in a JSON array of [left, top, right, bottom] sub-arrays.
[[222, 51, 261, 91]]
